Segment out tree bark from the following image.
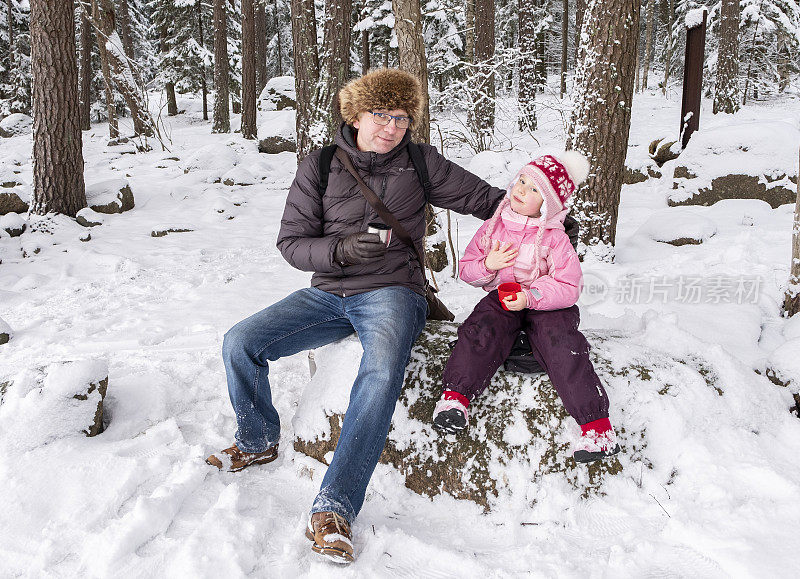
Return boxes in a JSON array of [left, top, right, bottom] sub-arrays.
[[533, 0, 546, 89], [465, 0, 475, 65], [196, 0, 208, 121], [361, 0, 370, 73], [566, 0, 640, 253], [158, 22, 178, 116], [91, 0, 153, 135], [574, 0, 585, 63], [392, 0, 428, 143], [241, 0, 257, 138], [116, 0, 135, 62], [213, 0, 230, 133], [312, 0, 352, 145], [662, 0, 673, 96], [93, 0, 119, 137], [29, 0, 86, 217], [473, 0, 494, 132], [642, 0, 654, 90], [290, 0, 319, 160], [255, 0, 268, 93], [560, 0, 568, 97], [6, 0, 14, 71], [77, 3, 93, 130], [784, 147, 800, 316], [274, 0, 284, 75], [713, 0, 739, 114], [518, 0, 536, 130]]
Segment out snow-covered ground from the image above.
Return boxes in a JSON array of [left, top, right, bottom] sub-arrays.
[[1, 89, 800, 577]]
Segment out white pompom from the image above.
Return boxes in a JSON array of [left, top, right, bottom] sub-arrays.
[[558, 150, 590, 186]]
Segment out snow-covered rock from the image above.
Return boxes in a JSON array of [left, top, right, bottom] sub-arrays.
[[182, 143, 241, 174], [0, 113, 32, 138], [86, 178, 135, 214], [294, 322, 653, 508], [766, 338, 800, 391], [258, 75, 296, 111], [0, 359, 109, 450], [637, 209, 717, 245], [220, 166, 257, 186], [75, 207, 109, 228], [0, 188, 28, 215], [0, 317, 12, 345], [670, 120, 799, 209], [0, 212, 26, 237], [257, 110, 296, 154]]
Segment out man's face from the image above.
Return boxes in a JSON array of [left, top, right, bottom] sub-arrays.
[[352, 109, 409, 154]]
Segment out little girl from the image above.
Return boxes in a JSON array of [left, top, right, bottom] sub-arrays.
[[432, 152, 620, 463]]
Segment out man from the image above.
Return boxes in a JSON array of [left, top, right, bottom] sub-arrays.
[[207, 68, 516, 563]]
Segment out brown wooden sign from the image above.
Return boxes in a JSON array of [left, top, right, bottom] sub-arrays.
[[681, 9, 708, 149]]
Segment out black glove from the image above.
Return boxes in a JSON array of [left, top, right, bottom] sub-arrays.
[[334, 232, 387, 266]]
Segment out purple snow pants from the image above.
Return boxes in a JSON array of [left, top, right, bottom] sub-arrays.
[[441, 290, 609, 425]]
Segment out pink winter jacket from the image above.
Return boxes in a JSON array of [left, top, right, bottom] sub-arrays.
[[459, 204, 583, 310]]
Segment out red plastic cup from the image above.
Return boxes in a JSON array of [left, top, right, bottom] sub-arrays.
[[498, 282, 522, 310]]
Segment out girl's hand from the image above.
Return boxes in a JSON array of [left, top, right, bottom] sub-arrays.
[[485, 241, 518, 271], [503, 292, 528, 311]]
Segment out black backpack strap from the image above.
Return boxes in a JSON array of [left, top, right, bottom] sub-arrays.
[[406, 142, 433, 203], [317, 144, 338, 195]]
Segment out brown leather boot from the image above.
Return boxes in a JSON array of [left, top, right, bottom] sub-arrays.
[[305, 511, 354, 564], [205, 443, 278, 472]]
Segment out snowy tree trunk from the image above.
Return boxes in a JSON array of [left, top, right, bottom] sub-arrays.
[[91, 0, 154, 136], [560, 0, 568, 97], [662, 0, 673, 96], [311, 0, 352, 146], [116, 0, 135, 63], [77, 3, 93, 131], [213, 0, 230, 133], [241, 0, 257, 139], [777, 32, 790, 93], [6, 0, 14, 71], [465, 0, 475, 65], [784, 148, 800, 317], [533, 0, 546, 88], [274, 0, 284, 75], [360, 0, 370, 73], [574, 0, 585, 62], [158, 22, 178, 116], [642, 0, 654, 90], [255, 0, 267, 94], [29, 0, 86, 217], [518, 0, 537, 131], [196, 0, 208, 122], [92, 0, 119, 138], [473, 0, 495, 133], [393, 0, 428, 144], [290, 0, 320, 161], [713, 0, 739, 114], [566, 0, 640, 254]]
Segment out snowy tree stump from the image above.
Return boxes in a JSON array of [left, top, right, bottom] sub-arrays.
[[294, 322, 648, 509], [0, 360, 109, 448]]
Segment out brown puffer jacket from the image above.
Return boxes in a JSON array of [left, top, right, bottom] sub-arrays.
[[276, 123, 506, 297]]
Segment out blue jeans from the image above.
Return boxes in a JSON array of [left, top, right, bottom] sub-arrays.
[[222, 286, 427, 524]]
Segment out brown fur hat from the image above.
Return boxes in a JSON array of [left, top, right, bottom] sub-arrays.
[[338, 68, 423, 125]]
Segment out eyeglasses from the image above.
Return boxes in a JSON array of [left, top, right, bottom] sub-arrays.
[[370, 111, 412, 130]]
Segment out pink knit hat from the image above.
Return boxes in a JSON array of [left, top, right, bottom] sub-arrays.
[[518, 151, 590, 220]]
